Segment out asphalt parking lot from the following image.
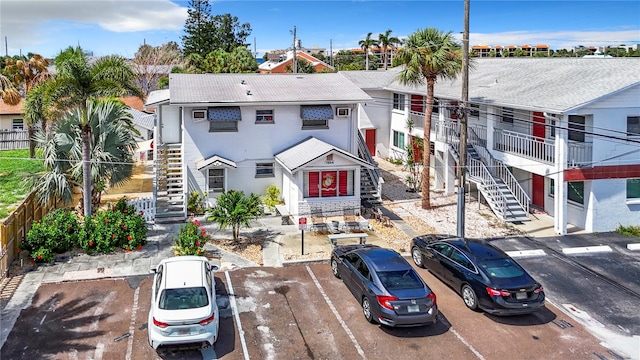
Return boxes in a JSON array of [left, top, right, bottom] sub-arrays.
[[0, 262, 618, 360]]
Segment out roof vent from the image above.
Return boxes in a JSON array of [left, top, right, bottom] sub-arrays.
[[246, 90, 252, 95], [241, 80, 246, 84]]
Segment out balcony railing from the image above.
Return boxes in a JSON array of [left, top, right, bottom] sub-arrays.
[[493, 129, 592, 166], [408, 110, 438, 132]]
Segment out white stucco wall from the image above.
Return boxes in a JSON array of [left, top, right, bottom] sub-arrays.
[[359, 89, 392, 158]]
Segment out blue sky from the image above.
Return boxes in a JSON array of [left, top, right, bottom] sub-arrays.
[[0, 0, 638, 59]]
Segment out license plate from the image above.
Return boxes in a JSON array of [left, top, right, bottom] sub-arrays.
[[177, 328, 190, 335], [407, 305, 420, 313], [516, 292, 527, 300]]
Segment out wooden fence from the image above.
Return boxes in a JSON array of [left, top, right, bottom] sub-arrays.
[[0, 192, 59, 279], [0, 130, 29, 150]]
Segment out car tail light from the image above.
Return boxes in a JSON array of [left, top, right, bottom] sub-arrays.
[[153, 317, 169, 328], [534, 285, 544, 294], [427, 292, 437, 305], [486, 287, 511, 297], [376, 295, 399, 310], [199, 314, 215, 326]]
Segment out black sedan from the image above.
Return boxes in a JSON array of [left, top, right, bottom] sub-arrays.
[[331, 244, 438, 327], [410, 235, 545, 315]]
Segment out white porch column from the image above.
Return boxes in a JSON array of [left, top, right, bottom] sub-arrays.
[[485, 105, 496, 154], [554, 115, 568, 235]]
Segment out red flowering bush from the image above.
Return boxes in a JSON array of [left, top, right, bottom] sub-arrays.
[[23, 209, 79, 263], [174, 217, 210, 256]]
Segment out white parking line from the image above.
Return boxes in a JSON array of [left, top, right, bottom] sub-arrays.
[[225, 270, 249, 360], [505, 249, 546, 258], [305, 266, 366, 359], [125, 286, 140, 360], [437, 315, 485, 360], [627, 243, 640, 251], [561, 245, 613, 255]]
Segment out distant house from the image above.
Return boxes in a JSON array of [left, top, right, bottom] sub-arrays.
[[0, 99, 24, 131], [259, 51, 334, 74], [145, 73, 381, 222]]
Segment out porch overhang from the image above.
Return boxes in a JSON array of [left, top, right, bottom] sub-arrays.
[[275, 136, 374, 174], [196, 155, 237, 170]]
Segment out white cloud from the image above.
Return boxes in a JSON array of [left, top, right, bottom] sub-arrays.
[[0, 0, 187, 53]]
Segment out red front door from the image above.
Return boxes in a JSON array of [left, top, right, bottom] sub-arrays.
[[365, 129, 376, 156], [532, 174, 544, 208], [533, 112, 545, 139]]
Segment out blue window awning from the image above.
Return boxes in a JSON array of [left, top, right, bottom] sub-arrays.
[[300, 105, 334, 121], [208, 107, 242, 121]]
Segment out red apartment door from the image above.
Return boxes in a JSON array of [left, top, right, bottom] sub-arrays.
[[533, 112, 545, 138], [365, 129, 376, 156], [532, 174, 544, 209]]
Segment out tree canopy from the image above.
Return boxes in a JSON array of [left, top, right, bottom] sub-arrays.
[[182, 0, 252, 56]]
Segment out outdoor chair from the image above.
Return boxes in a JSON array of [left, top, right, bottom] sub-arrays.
[[343, 208, 361, 232], [310, 209, 328, 233]]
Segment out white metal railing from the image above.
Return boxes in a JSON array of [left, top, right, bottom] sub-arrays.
[[494, 128, 592, 166], [494, 129, 555, 164], [408, 111, 439, 132], [128, 197, 156, 222], [468, 157, 508, 218]]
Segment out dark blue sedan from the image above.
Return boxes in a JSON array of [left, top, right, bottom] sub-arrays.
[[331, 244, 438, 327], [410, 235, 545, 315]]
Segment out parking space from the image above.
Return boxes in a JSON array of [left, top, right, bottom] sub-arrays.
[[0, 263, 617, 360]]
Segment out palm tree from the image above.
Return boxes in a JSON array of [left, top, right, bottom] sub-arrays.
[[207, 190, 263, 240], [378, 29, 400, 70], [0, 74, 21, 105], [396, 28, 464, 209], [358, 32, 379, 71], [31, 46, 143, 217], [32, 98, 138, 213]]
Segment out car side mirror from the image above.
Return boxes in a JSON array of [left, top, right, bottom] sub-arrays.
[[149, 267, 157, 274], [209, 259, 221, 271]]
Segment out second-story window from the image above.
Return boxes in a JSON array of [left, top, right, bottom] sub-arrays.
[[393, 93, 405, 111], [501, 107, 514, 123], [301, 105, 332, 129], [627, 116, 640, 136], [568, 115, 585, 142], [209, 106, 241, 132], [256, 109, 274, 124]]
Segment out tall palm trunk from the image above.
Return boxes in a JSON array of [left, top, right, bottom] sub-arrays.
[[421, 79, 435, 209], [27, 124, 36, 158], [81, 123, 92, 217], [365, 48, 369, 71], [383, 45, 388, 70]]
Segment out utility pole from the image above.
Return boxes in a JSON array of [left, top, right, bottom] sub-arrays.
[[457, 0, 470, 239], [292, 26, 297, 73]]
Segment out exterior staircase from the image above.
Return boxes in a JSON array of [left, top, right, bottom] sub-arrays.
[[444, 123, 530, 223], [154, 143, 186, 223], [357, 131, 383, 207]]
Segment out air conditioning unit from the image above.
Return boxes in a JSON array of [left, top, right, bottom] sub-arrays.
[[336, 107, 351, 117], [192, 109, 207, 122]]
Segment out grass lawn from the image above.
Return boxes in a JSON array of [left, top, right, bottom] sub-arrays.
[[0, 149, 44, 220]]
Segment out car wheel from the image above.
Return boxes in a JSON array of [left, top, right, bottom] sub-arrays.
[[331, 258, 340, 278], [461, 284, 478, 311], [411, 247, 424, 268], [362, 297, 376, 324]]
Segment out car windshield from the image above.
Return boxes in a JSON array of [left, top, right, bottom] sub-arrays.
[[377, 270, 424, 290], [159, 287, 209, 310], [478, 258, 525, 279]]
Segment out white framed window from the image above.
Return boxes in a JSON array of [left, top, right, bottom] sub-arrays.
[[301, 105, 332, 129], [627, 116, 640, 136], [12, 119, 24, 130], [469, 104, 480, 119], [627, 178, 640, 200], [393, 130, 405, 148], [568, 115, 585, 142], [208, 168, 225, 193], [256, 109, 274, 124], [393, 93, 405, 111], [568, 181, 584, 205], [501, 107, 514, 123], [255, 163, 274, 177]]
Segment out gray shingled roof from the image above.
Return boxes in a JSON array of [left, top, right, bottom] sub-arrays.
[[168, 73, 371, 104], [340, 67, 402, 90], [128, 109, 154, 130], [145, 89, 170, 106], [275, 137, 373, 172], [384, 58, 640, 113]]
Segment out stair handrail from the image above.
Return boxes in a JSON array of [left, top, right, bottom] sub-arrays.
[[467, 157, 507, 218], [357, 131, 382, 200], [468, 126, 530, 217]]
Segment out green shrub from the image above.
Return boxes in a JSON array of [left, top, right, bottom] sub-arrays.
[[23, 208, 79, 262], [615, 224, 640, 237], [174, 217, 209, 256], [262, 185, 281, 212], [81, 198, 148, 253], [187, 191, 207, 215]]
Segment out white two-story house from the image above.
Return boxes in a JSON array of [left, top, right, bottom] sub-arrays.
[[145, 73, 382, 223], [343, 58, 640, 234]]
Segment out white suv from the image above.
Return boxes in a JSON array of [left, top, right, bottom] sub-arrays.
[[148, 256, 220, 350]]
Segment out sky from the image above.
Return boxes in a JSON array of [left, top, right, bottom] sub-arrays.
[[0, 0, 639, 59]]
